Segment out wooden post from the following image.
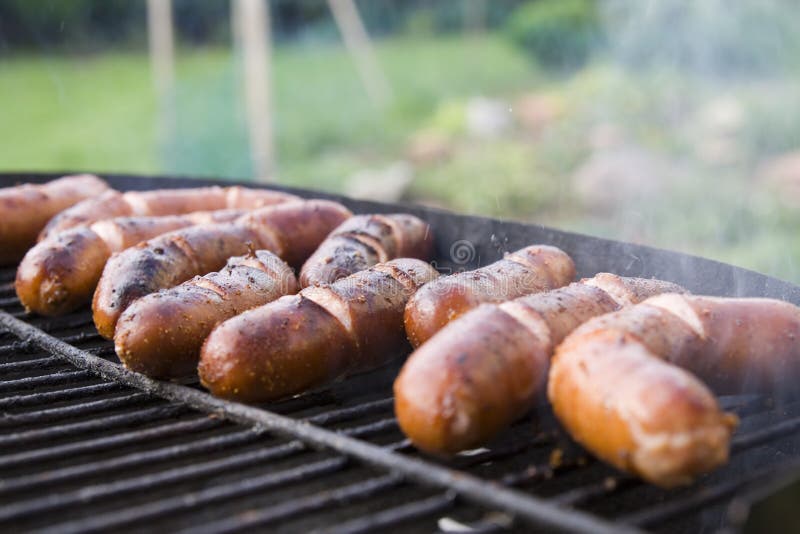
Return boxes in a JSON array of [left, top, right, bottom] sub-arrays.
[[464, 0, 487, 34], [328, 0, 392, 108], [146, 0, 176, 149], [234, 0, 276, 183]]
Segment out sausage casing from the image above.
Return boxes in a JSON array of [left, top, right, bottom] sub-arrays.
[[548, 294, 800, 487], [16, 210, 243, 316], [92, 200, 351, 338], [199, 258, 439, 403], [0, 174, 109, 264], [404, 244, 576, 347], [394, 274, 686, 455], [299, 213, 433, 287], [115, 250, 297, 378], [39, 185, 298, 240]]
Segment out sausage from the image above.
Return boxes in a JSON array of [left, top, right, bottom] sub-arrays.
[[548, 294, 800, 487], [92, 200, 351, 339], [115, 250, 297, 378], [39, 185, 299, 240], [0, 174, 109, 265], [16, 210, 243, 316], [199, 258, 439, 403], [394, 274, 687, 455], [403, 245, 576, 347], [299, 213, 434, 287]]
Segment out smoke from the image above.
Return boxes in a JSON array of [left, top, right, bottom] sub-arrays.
[[556, 0, 800, 284]]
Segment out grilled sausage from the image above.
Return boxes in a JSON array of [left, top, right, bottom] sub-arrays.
[[39, 185, 299, 240], [115, 250, 297, 378], [92, 200, 351, 339], [199, 258, 439, 403], [394, 274, 687, 455], [547, 294, 800, 487], [16, 210, 244, 316], [0, 174, 109, 265], [299, 214, 434, 287], [404, 245, 576, 347]]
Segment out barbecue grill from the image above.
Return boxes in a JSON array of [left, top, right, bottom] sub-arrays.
[[2, 172, 800, 533]]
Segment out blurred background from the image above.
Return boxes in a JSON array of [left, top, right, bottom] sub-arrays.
[[1, 0, 799, 282]]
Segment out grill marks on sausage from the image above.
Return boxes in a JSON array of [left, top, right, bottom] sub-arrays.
[[403, 245, 576, 348], [299, 214, 434, 288], [115, 250, 297, 378], [16, 210, 247, 317], [393, 273, 687, 456], [549, 294, 800, 487], [92, 200, 352, 339], [198, 258, 439, 403]]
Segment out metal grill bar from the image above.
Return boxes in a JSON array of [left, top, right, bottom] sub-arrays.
[[303, 397, 394, 425], [619, 457, 800, 527], [0, 415, 222, 468], [323, 493, 457, 534], [50, 331, 102, 344], [179, 474, 407, 534], [0, 391, 152, 426], [0, 339, 33, 356], [0, 420, 402, 522], [0, 382, 124, 408], [0, 428, 263, 494], [0, 356, 61, 372], [33, 315, 96, 332], [0, 297, 20, 307], [37, 464, 398, 534], [0, 404, 187, 448], [731, 416, 800, 452], [0, 369, 95, 393], [0, 309, 632, 534]]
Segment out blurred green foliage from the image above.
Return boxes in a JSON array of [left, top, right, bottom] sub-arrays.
[[0, 35, 534, 187], [0, 0, 528, 50], [410, 140, 562, 216], [506, 0, 601, 70], [2, 1, 800, 284]]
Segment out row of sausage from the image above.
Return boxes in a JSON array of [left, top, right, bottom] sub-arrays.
[[2, 174, 799, 489]]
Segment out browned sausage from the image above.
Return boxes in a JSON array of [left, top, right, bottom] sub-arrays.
[[92, 200, 351, 339], [199, 259, 439, 403], [15, 210, 243, 316], [404, 245, 576, 347], [548, 294, 800, 487], [298, 214, 434, 287], [0, 174, 109, 265], [39, 185, 299, 240], [394, 274, 687, 455], [115, 250, 297, 378]]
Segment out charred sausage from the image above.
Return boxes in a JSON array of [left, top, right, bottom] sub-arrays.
[[299, 214, 433, 287], [547, 294, 800, 487], [394, 273, 687, 455], [16, 210, 243, 316], [404, 245, 576, 347], [115, 250, 297, 378], [0, 174, 109, 264], [199, 258, 439, 403], [39, 185, 299, 240], [92, 200, 351, 338]]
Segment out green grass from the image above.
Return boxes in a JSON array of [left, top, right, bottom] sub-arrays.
[[0, 54, 158, 173], [0, 35, 535, 189]]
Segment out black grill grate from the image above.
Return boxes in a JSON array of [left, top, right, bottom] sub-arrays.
[[2, 173, 800, 533]]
